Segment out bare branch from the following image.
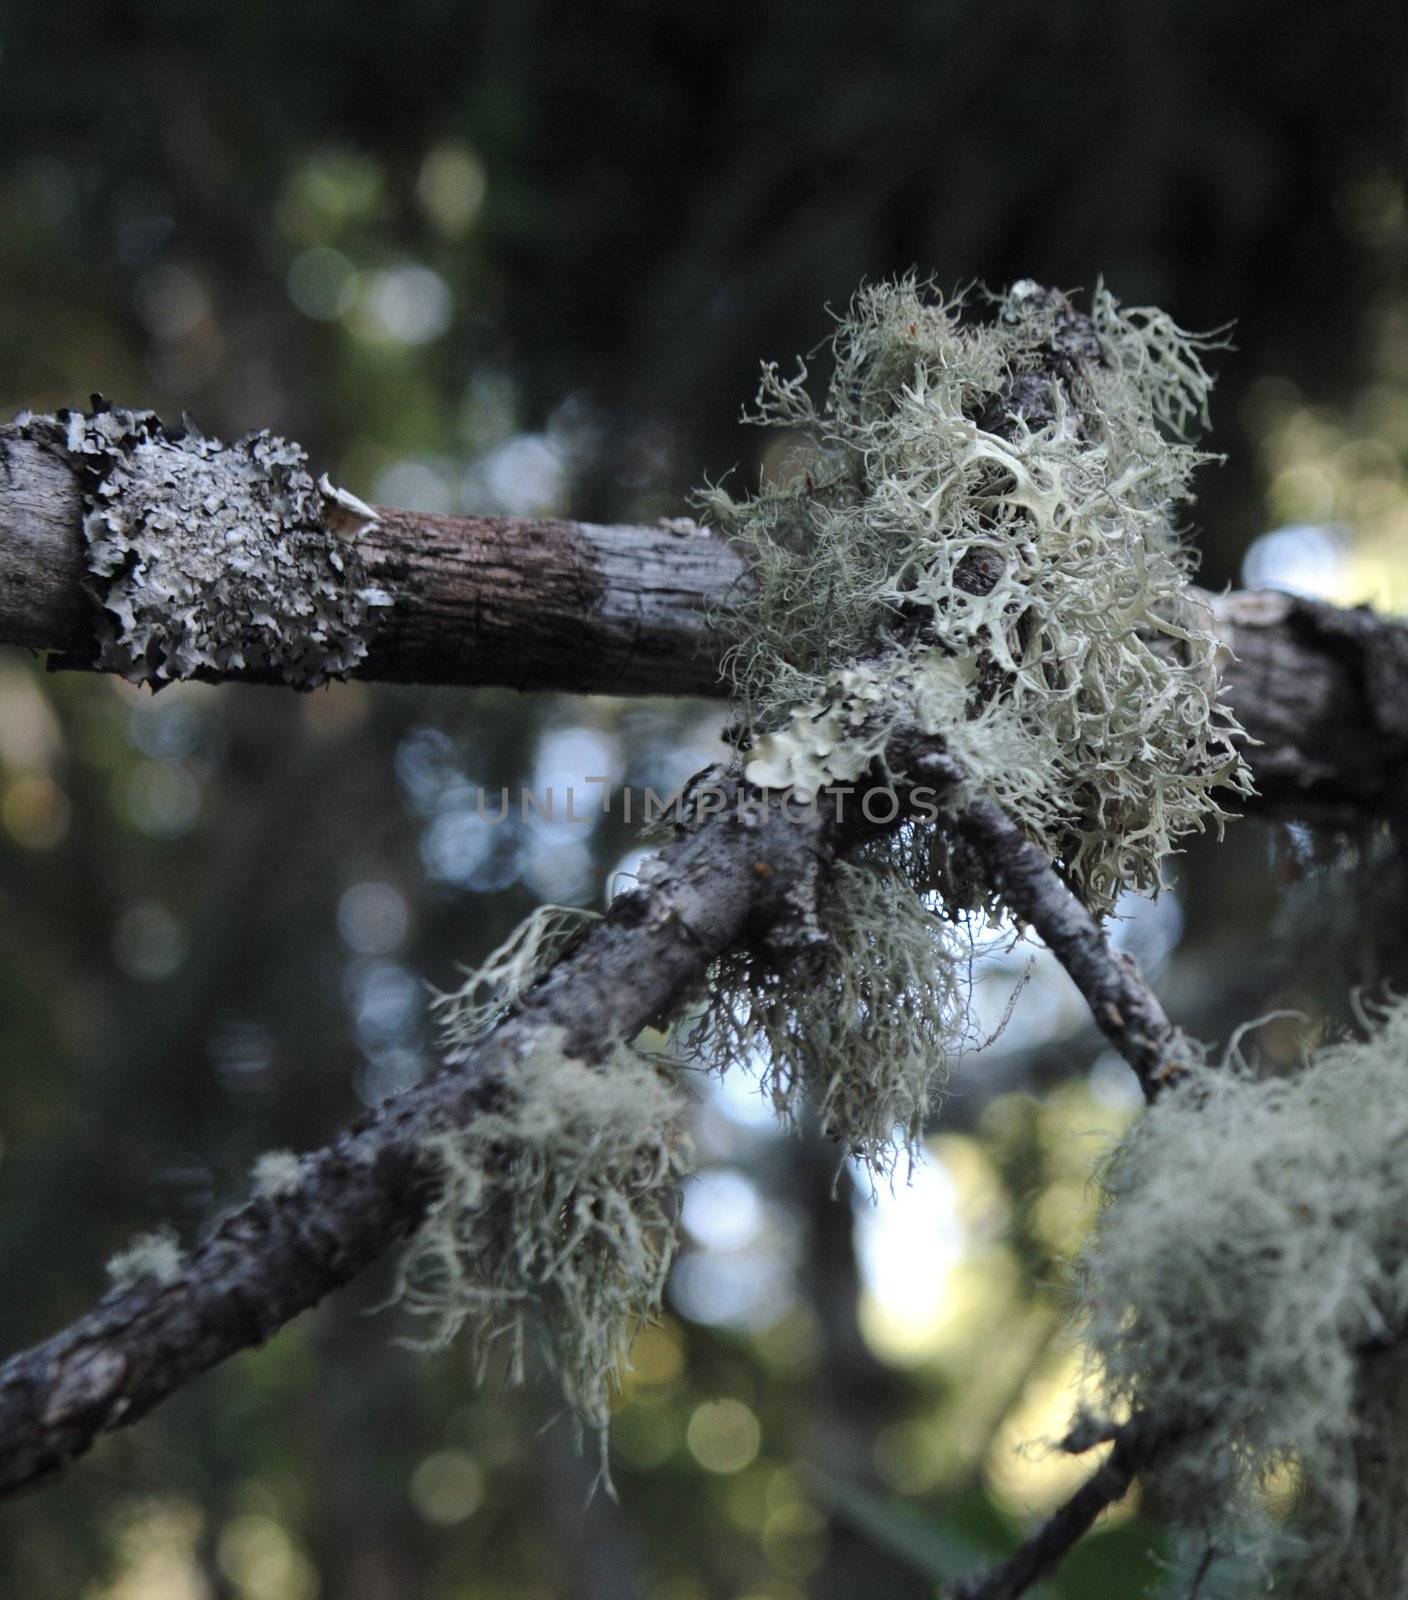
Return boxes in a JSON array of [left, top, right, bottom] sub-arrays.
[[957, 795, 1196, 1098], [949, 1415, 1173, 1600]]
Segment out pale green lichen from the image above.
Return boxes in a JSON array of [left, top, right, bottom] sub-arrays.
[[1075, 997, 1408, 1591], [106, 1225, 184, 1288], [692, 858, 975, 1174], [250, 1149, 305, 1198], [704, 277, 1249, 914], [434, 905, 601, 1058], [396, 1029, 691, 1444]]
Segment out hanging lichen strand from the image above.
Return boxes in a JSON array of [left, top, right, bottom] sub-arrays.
[[691, 279, 1249, 1160], [1076, 998, 1408, 1595], [396, 1028, 691, 1455]]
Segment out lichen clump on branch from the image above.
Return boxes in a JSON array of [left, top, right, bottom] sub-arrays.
[[693, 278, 1248, 1155], [395, 279, 1252, 1443], [1076, 998, 1408, 1593], [397, 1029, 690, 1442], [705, 278, 1246, 910]]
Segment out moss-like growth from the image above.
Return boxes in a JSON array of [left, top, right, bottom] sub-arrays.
[[397, 1029, 691, 1449], [250, 1149, 305, 1198], [704, 278, 1248, 913], [1076, 998, 1408, 1590]]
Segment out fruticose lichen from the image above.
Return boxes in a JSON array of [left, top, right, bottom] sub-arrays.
[[1075, 997, 1408, 1592], [704, 277, 1249, 915], [434, 905, 601, 1060], [683, 278, 1250, 1167], [106, 1225, 184, 1289], [396, 1028, 691, 1444], [59, 401, 388, 688], [394, 280, 1254, 1449], [693, 858, 975, 1174]]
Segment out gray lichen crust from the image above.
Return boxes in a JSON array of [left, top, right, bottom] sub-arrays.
[[60, 401, 387, 688]]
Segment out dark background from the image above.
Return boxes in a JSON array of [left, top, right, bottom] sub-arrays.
[[0, 4, 1404, 1596]]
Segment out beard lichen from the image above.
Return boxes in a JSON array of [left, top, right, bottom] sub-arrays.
[[396, 1028, 691, 1452], [692, 858, 974, 1175], [434, 905, 601, 1058], [1074, 997, 1408, 1592]]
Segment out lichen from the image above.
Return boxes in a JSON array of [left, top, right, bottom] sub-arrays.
[[106, 1225, 184, 1288], [691, 858, 975, 1173], [250, 1149, 306, 1198], [434, 905, 602, 1059], [1074, 996, 1408, 1590], [704, 277, 1250, 915], [395, 1028, 691, 1447], [61, 400, 388, 688]]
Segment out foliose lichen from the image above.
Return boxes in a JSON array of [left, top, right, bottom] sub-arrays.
[[1075, 997, 1408, 1591], [395, 1028, 691, 1449], [61, 401, 388, 688]]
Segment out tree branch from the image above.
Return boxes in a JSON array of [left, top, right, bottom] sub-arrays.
[[3, 409, 1408, 817], [0, 719, 1184, 1498], [0, 770, 828, 1496], [950, 1415, 1173, 1600], [957, 796, 1195, 1098], [0, 414, 744, 697]]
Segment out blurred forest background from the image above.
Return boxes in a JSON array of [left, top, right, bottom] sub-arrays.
[[0, 4, 1405, 1597]]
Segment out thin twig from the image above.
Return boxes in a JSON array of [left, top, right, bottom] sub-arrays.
[[1187, 1544, 1218, 1600], [951, 1416, 1170, 1600], [957, 795, 1196, 1099]]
